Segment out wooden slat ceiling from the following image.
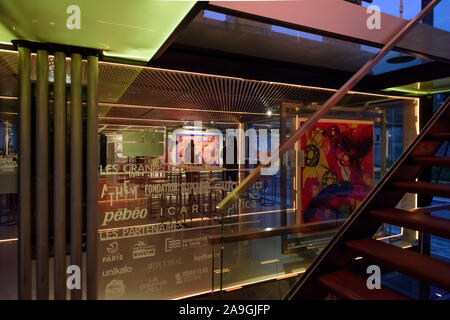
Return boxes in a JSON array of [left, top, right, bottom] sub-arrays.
[[0, 49, 414, 125]]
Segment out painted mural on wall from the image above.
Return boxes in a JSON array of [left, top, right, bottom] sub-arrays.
[[301, 121, 374, 223], [174, 134, 221, 165]]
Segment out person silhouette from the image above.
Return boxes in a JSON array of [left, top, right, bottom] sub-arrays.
[[222, 137, 238, 182]]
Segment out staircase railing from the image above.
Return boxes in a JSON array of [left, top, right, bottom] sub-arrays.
[[216, 0, 442, 215], [284, 94, 450, 299]]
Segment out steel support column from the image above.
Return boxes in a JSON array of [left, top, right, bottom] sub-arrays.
[[86, 55, 99, 300], [70, 53, 83, 300], [280, 103, 288, 254], [18, 46, 32, 300], [53, 51, 67, 300], [237, 123, 245, 231], [36, 49, 49, 300], [280, 103, 287, 222], [418, 95, 434, 300], [17, 43, 100, 300]]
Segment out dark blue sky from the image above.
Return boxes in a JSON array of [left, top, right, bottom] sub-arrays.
[[364, 0, 450, 31]]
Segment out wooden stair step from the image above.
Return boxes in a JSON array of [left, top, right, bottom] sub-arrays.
[[411, 156, 450, 168], [391, 181, 450, 198], [371, 208, 450, 239], [318, 270, 407, 300], [345, 238, 450, 291], [427, 133, 450, 141]]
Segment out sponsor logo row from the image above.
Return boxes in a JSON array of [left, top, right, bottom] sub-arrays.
[[102, 240, 156, 263], [104, 267, 210, 299], [101, 235, 209, 264]]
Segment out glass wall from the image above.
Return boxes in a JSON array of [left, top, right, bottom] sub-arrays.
[[0, 0, 447, 301], [96, 117, 292, 299], [0, 96, 18, 300], [0, 100, 18, 229], [97, 122, 226, 299], [93, 61, 419, 299], [0, 46, 441, 300], [211, 99, 422, 296]]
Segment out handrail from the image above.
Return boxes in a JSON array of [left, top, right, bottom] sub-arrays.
[[216, 0, 442, 214], [284, 96, 450, 300], [412, 204, 450, 213], [208, 219, 346, 245]]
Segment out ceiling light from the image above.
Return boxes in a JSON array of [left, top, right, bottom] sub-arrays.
[[386, 56, 416, 64]]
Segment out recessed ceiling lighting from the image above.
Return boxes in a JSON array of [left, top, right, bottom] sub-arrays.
[[266, 110, 272, 116], [386, 56, 416, 64]]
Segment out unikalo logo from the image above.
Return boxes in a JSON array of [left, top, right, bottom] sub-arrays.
[[102, 241, 124, 263], [102, 265, 133, 277], [132, 241, 156, 259], [104, 279, 125, 299]]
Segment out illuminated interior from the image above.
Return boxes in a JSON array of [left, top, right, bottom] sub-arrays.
[[0, 0, 449, 302]]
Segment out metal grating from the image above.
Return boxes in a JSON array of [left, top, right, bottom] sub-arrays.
[[107, 64, 415, 114], [100, 61, 414, 123], [0, 49, 415, 125], [0, 50, 19, 97], [98, 62, 141, 104]]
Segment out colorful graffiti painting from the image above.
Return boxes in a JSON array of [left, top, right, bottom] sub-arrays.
[[301, 121, 374, 223], [175, 134, 220, 165]]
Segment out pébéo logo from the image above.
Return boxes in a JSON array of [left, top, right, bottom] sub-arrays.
[[101, 207, 148, 226]]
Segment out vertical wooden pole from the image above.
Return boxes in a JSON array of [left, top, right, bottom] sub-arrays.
[[86, 55, 99, 300], [18, 46, 32, 300], [53, 51, 67, 299], [70, 53, 82, 300], [36, 49, 49, 300]]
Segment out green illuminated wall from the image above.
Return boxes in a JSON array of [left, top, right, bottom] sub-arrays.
[[383, 77, 450, 96], [122, 130, 164, 157], [0, 0, 196, 61]]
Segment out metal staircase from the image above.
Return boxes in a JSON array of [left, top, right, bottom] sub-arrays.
[[285, 97, 450, 300], [212, 0, 447, 300]]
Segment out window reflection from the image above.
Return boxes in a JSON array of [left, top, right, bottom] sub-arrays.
[[0, 100, 18, 236]]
